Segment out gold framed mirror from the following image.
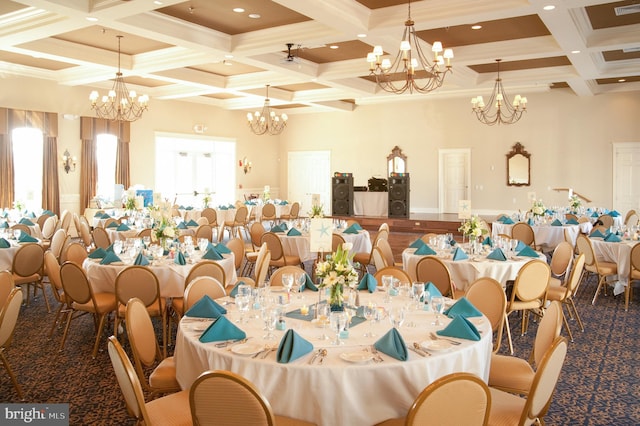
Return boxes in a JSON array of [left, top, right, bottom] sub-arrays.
[[387, 146, 407, 176], [506, 142, 530, 186]]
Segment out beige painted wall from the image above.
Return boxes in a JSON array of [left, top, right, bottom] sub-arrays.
[[1, 75, 639, 215]]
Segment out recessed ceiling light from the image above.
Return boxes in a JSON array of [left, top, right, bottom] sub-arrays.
[[329, 45, 339, 49], [248, 13, 261, 19], [571, 50, 581, 54], [153, 1, 163, 5], [543, 5, 556, 11], [233, 8, 244, 13], [86, 16, 98, 22], [618, 78, 626, 82], [357, 33, 367, 38], [471, 25, 482, 30]]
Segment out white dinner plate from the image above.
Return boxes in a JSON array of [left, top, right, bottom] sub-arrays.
[[420, 340, 452, 352], [470, 317, 484, 326], [189, 321, 212, 332], [340, 352, 374, 364], [270, 287, 286, 293], [231, 343, 264, 356]]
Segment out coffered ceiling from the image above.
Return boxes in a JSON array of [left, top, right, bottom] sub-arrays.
[[0, 0, 638, 114]]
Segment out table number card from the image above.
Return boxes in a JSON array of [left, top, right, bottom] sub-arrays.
[[309, 218, 333, 253], [458, 200, 471, 219]]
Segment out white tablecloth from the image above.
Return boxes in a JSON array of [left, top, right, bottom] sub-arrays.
[[278, 229, 372, 263], [402, 247, 545, 291], [0, 244, 20, 271], [590, 238, 638, 294], [82, 253, 237, 297], [251, 204, 291, 221], [492, 222, 588, 251], [174, 291, 492, 426], [353, 192, 388, 217]]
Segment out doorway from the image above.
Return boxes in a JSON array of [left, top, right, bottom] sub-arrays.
[[287, 150, 331, 215], [438, 149, 471, 214], [613, 142, 640, 214]]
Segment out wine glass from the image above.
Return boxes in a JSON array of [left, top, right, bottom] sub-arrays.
[[329, 312, 346, 346], [388, 306, 405, 328], [510, 238, 519, 258], [235, 295, 250, 324], [13, 229, 20, 240], [381, 275, 393, 303], [262, 308, 278, 340], [431, 296, 445, 326], [282, 273, 294, 301], [295, 272, 306, 300], [317, 304, 330, 340], [363, 303, 377, 337], [113, 240, 122, 255]]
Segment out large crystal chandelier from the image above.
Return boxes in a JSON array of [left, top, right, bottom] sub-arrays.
[[89, 35, 149, 122], [471, 59, 527, 125], [366, 0, 453, 94], [246, 85, 288, 136]]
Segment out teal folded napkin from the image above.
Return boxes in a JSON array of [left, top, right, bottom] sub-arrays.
[[174, 251, 186, 265], [228, 204, 235, 209], [18, 233, 38, 243], [487, 248, 507, 261], [19, 218, 34, 226], [502, 217, 514, 224], [515, 240, 528, 251], [228, 281, 245, 298], [610, 210, 620, 217], [566, 219, 579, 225], [497, 215, 508, 222], [202, 248, 223, 260], [437, 315, 481, 341], [101, 213, 111, 219], [301, 274, 318, 291], [185, 206, 194, 211], [0, 222, 8, 228], [88, 247, 107, 259], [452, 247, 468, 261], [206, 242, 216, 251], [551, 219, 563, 226], [287, 228, 302, 236], [177, 222, 187, 229], [0, 238, 10, 248], [106, 244, 114, 253], [590, 229, 607, 238], [374, 328, 408, 361], [178, 205, 185, 210], [409, 238, 426, 249], [199, 316, 245, 343], [444, 297, 482, 319], [343, 223, 362, 233], [517, 246, 539, 257], [100, 252, 122, 265], [357, 273, 377, 293], [187, 219, 199, 227], [116, 223, 130, 231], [527, 218, 534, 226], [42, 209, 54, 216], [186, 295, 227, 318], [106, 221, 118, 228], [414, 244, 436, 256], [214, 243, 231, 254], [276, 329, 313, 363], [604, 233, 622, 242], [219, 205, 228, 210], [94, 211, 102, 217], [424, 282, 442, 299], [591, 212, 599, 217], [133, 252, 150, 266], [271, 224, 285, 233]]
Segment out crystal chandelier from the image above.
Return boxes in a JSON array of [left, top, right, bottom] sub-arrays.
[[366, 0, 453, 94], [471, 59, 527, 126], [89, 35, 149, 122], [246, 85, 288, 136]]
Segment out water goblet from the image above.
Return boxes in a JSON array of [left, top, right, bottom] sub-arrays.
[[317, 303, 331, 340], [13, 229, 20, 240], [381, 275, 393, 303], [431, 296, 445, 326], [363, 303, 377, 337], [330, 312, 347, 346], [388, 306, 406, 328], [282, 273, 294, 301], [237, 283, 252, 299], [295, 272, 306, 300], [262, 308, 278, 340], [235, 295, 250, 324], [113, 240, 123, 255]]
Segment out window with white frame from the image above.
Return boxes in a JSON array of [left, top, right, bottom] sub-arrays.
[[155, 133, 235, 207], [95, 133, 118, 203], [12, 127, 43, 211]]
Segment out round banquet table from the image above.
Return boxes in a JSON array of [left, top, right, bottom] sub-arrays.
[[590, 238, 639, 295], [278, 229, 372, 263], [0, 243, 21, 271], [402, 246, 546, 291], [491, 222, 590, 251], [106, 227, 197, 242], [82, 252, 237, 297], [174, 291, 492, 426]]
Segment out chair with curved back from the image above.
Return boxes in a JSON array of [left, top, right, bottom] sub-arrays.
[[49, 228, 68, 262], [564, 213, 578, 222], [196, 217, 209, 227], [252, 243, 271, 288], [36, 213, 50, 230], [415, 256, 457, 299], [226, 237, 245, 275], [332, 233, 346, 253], [103, 217, 120, 229], [201, 208, 218, 227], [269, 265, 307, 288], [487, 337, 568, 426], [79, 221, 94, 249], [171, 260, 227, 323], [549, 241, 573, 287], [59, 261, 116, 357], [419, 233, 438, 244], [59, 209, 72, 233], [243, 222, 266, 276], [43, 251, 68, 338], [625, 210, 638, 227], [260, 203, 277, 228], [183, 277, 227, 312], [60, 242, 88, 265], [376, 238, 402, 268], [597, 214, 614, 229], [466, 277, 506, 353], [511, 222, 538, 250], [354, 228, 388, 276], [0, 287, 25, 400], [489, 300, 563, 395], [92, 226, 111, 249], [114, 266, 166, 357], [107, 336, 192, 426], [125, 297, 180, 397], [136, 228, 152, 239], [261, 232, 302, 273], [41, 215, 58, 240], [575, 233, 617, 305], [504, 259, 551, 355], [547, 253, 585, 341], [195, 224, 213, 242], [12, 243, 47, 311], [0, 271, 15, 309], [189, 369, 314, 426], [373, 266, 412, 285], [626, 243, 640, 312], [280, 202, 300, 221], [371, 247, 387, 271], [10, 223, 30, 236], [223, 206, 249, 240]]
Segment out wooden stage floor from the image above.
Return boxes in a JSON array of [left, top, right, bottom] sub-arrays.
[[332, 213, 467, 236]]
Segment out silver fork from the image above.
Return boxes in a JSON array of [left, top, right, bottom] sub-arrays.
[[430, 332, 461, 345], [370, 345, 384, 362]]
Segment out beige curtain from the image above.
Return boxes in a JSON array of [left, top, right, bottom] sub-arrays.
[[0, 108, 14, 208], [115, 121, 130, 189]]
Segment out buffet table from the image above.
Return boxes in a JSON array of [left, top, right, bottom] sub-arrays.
[[174, 290, 491, 426]]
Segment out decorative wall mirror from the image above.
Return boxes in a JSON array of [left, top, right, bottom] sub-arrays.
[[506, 142, 530, 186], [387, 146, 407, 176]]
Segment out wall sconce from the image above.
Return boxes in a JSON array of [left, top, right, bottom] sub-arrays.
[[239, 157, 252, 174], [62, 149, 76, 173]]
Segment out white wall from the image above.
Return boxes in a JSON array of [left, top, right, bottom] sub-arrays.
[[1, 74, 639, 215]]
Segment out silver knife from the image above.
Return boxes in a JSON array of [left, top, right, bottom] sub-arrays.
[[409, 346, 427, 357], [308, 349, 321, 364]]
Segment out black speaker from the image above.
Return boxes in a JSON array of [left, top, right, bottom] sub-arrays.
[[332, 175, 354, 216], [388, 175, 410, 218]]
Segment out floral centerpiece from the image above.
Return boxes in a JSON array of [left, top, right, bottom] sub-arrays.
[[308, 204, 324, 218], [530, 199, 546, 217], [458, 215, 487, 240], [13, 200, 24, 212], [202, 194, 211, 209], [569, 195, 581, 212], [315, 243, 359, 310], [149, 202, 178, 249], [123, 188, 138, 211]]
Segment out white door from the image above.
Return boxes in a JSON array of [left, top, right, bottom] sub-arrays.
[[288, 151, 331, 216], [439, 149, 471, 214], [613, 142, 640, 215]]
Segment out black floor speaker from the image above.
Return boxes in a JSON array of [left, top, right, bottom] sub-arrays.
[[332, 175, 354, 216], [388, 175, 410, 218]]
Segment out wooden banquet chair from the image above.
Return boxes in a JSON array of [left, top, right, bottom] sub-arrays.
[[183, 277, 226, 312], [419, 233, 438, 244], [415, 256, 459, 299], [280, 201, 300, 222], [58, 209, 73, 233], [625, 210, 638, 227], [564, 213, 578, 223], [48, 228, 69, 262], [575, 234, 617, 305], [238, 243, 271, 288], [375, 238, 402, 268], [60, 242, 88, 265], [546, 253, 585, 341], [195, 224, 213, 242], [136, 228, 152, 239], [10, 223, 30, 236], [627, 243, 640, 312], [548, 241, 573, 287], [243, 222, 266, 276], [511, 222, 538, 250], [107, 336, 192, 426], [78, 221, 94, 249], [261, 232, 302, 273], [59, 261, 116, 358], [225, 237, 245, 275], [354, 228, 388, 276], [332, 233, 346, 252], [125, 297, 180, 397], [170, 260, 227, 325], [269, 265, 307, 288], [11, 243, 47, 311], [189, 370, 315, 426], [223, 206, 249, 240], [597, 214, 614, 229], [196, 217, 209, 227], [465, 277, 506, 353], [260, 203, 277, 228], [200, 207, 218, 227], [43, 251, 69, 338], [92, 226, 111, 249], [371, 246, 387, 271], [373, 266, 412, 285], [0, 271, 15, 310], [376, 373, 491, 426], [0, 287, 25, 400], [40, 215, 58, 241]]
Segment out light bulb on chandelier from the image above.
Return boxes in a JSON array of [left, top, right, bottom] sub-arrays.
[[247, 85, 288, 136], [471, 59, 527, 126]]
